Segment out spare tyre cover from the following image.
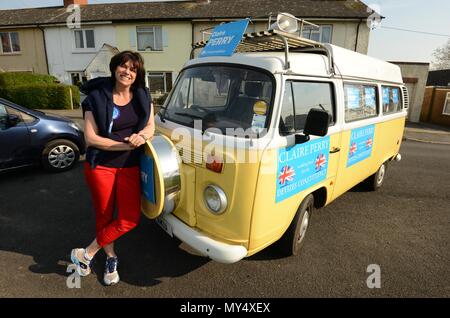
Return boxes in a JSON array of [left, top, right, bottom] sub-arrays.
[[140, 134, 182, 219]]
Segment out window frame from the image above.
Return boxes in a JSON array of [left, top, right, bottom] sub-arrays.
[[136, 26, 163, 52], [301, 25, 333, 43], [443, 92, 450, 116], [0, 31, 21, 54], [73, 29, 95, 50], [343, 82, 379, 123], [279, 79, 336, 136], [381, 85, 403, 115], [147, 71, 173, 94]]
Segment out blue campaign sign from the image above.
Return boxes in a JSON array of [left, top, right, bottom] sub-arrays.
[[276, 136, 330, 203], [346, 86, 361, 109], [199, 19, 249, 58], [140, 153, 156, 204], [347, 125, 375, 168]]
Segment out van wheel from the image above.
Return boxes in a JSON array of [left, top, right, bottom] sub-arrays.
[[41, 139, 79, 172], [279, 194, 314, 256], [365, 162, 388, 191]]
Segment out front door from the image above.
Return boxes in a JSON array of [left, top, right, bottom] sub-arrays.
[[0, 103, 32, 169]]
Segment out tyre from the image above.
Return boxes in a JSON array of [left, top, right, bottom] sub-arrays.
[[365, 162, 388, 191], [41, 139, 80, 172], [278, 194, 314, 256]]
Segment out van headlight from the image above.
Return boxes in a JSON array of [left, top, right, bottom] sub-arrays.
[[204, 185, 227, 214]]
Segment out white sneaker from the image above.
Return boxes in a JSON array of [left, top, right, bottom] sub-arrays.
[[104, 257, 120, 286], [70, 248, 93, 277]]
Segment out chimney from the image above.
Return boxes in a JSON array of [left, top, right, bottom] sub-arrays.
[[64, 0, 88, 7]]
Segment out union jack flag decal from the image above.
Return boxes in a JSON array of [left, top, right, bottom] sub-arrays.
[[278, 165, 295, 186], [349, 142, 357, 157], [366, 138, 373, 148], [315, 153, 327, 171]]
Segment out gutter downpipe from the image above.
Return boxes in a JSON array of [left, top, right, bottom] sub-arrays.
[[190, 21, 195, 60], [354, 18, 363, 52], [38, 25, 50, 75]]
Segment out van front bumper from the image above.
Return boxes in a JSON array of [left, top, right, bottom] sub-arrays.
[[162, 214, 248, 264]]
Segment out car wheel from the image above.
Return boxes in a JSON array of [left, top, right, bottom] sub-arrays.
[[42, 139, 80, 172], [365, 162, 388, 191], [278, 194, 314, 256]]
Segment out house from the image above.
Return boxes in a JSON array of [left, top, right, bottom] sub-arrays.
[[420, 69, 450, 127], [0, 0, 374, 97]]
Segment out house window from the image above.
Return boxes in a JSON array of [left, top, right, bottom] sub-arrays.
[[137, 26, 163, 51], [443, 93, 450, 116], [70, 72, 87, 87], [344, 83, 378, 122], [301, 25, 332, 43], [0, 32, 21, 53], [74, 29, 95, 49], [148, 72, 172, 94]]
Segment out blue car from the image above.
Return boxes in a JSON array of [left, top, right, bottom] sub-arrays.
[[0, 97, 85, 172]]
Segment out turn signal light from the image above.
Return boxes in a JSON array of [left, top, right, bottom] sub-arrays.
[[206, 155, 223, 173]]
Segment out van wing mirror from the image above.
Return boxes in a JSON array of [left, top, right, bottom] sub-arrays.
[[304, 108, 330, 137], [295, 108, 330, 144]]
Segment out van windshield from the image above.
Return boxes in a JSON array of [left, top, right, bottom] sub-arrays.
[[163, 65, 274, 136]]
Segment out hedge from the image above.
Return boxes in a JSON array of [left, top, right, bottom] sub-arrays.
[[0, 84, 75, 110], [0, 72, 80, 109], [0, 72, 58, 87]]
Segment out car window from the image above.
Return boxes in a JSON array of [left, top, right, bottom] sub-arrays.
[[0, 104, 7, 130], [5, 106, 25, 126]]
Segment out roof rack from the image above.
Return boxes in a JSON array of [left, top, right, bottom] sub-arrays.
[[191, 28, 335, 74]]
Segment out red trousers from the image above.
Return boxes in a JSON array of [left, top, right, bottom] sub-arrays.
[[84, 163, 141, 247]]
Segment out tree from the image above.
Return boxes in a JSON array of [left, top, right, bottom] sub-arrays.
[[431, 39, 450, 70]]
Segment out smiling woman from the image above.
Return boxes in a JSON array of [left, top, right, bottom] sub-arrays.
[[70, 50, 155, 286]]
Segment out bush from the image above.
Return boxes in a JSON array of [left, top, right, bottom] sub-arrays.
[[0, 72, 80, 109], [0, 72, 58, 87], [70, 85, 80, 108], [0, 84, 74, 110]]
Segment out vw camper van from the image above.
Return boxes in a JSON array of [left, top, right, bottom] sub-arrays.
[[140, 15, 408, 264]]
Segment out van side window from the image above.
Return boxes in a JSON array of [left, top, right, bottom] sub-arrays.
[[344, 83, 378, 122], [382, 86, 402, 114], [279, 81, 295, 136], [292, 82, 334, 131], [279, 81, 335, 135]]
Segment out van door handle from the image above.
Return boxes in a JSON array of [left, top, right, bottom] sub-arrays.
[[330, 147, 341, 154]]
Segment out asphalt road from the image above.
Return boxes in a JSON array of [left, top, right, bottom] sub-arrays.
[[0, 140, 449, 298]]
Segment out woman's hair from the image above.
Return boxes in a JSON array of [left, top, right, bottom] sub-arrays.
[[109, 51, 146, 90]]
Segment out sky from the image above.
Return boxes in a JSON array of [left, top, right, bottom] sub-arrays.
[[0, 0, 449, 64]]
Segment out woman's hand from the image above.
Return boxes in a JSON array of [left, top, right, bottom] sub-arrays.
[[125, 133, 147, 148]]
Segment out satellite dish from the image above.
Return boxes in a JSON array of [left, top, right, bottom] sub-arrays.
[[269, 13, 298, 33]]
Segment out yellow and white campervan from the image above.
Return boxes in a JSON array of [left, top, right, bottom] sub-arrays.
[[140, 14, 408, 263]]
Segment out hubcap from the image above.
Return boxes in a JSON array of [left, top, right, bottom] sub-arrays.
[[377, 164, 385, 185], [297, 210, 310, 244], [48, 145, 75, 169]]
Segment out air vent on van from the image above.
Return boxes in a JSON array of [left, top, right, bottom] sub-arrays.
[[402, 87, 409, 109], [176, 144, 203, 166]]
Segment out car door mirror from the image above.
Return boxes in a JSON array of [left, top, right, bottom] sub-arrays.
[[7, 114, 21, 127], [295, 108, 330, 144]]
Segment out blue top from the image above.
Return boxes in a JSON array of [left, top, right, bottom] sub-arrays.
[[81, 77, 152, 168]]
